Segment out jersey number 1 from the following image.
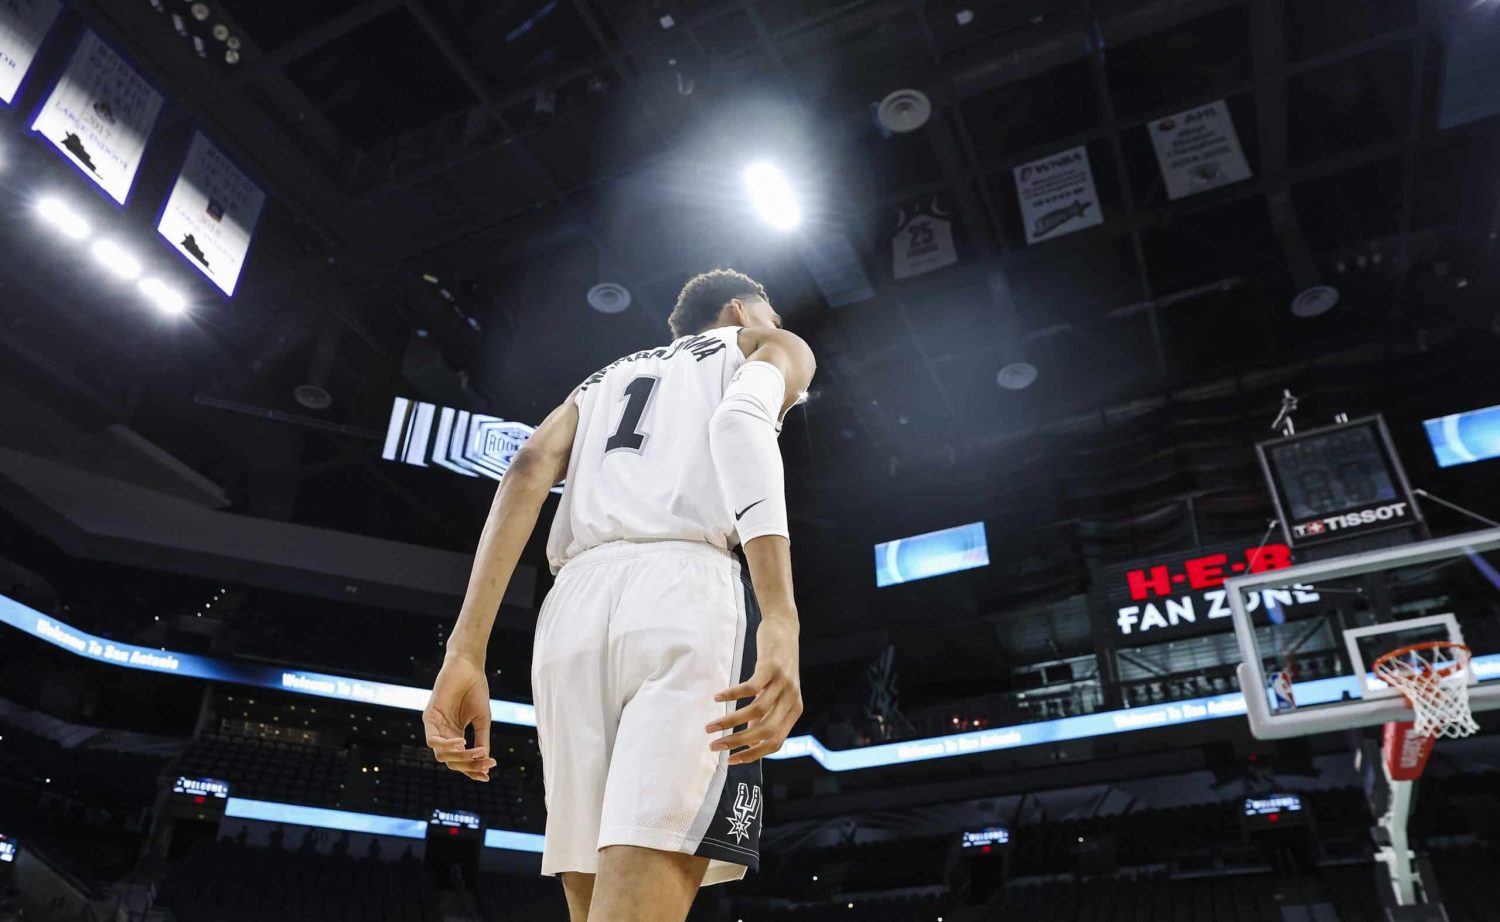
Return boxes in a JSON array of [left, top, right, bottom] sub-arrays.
[[606, 375, 658, 453]]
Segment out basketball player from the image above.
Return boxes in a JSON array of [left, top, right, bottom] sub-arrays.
[[422, 269, 816, 922]]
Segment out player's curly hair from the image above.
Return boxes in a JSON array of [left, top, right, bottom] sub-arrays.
[[667, 269, 767, 339]]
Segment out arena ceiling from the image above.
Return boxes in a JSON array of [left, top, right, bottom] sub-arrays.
[[2, 0, 1498, 585]]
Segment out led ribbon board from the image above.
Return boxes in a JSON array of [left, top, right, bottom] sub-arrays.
[[875, 521, 989, 587], [6, 592, 1497, 773], [382, 397, 562, 493], [1424, 404, 1500, 468]]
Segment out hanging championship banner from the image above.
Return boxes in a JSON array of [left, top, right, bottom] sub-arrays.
[[892, 194, 959, 280], [157, 132, 267, 296], [0, 0, 62, 106], [1148, 100, 1252, 200], [1013, 145, 1104, 244], [31, 31, 164, 204]]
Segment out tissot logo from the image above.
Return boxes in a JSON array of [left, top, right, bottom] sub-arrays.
[[1291, 502, 1411, 539]]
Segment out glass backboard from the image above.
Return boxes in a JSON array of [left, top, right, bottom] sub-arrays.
[[1228, 527, 1500, 738]]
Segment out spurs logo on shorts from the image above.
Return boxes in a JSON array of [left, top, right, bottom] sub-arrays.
[[725, 782, 762, 844]]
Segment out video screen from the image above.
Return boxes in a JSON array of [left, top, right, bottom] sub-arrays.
[[875, 521, 989, 588], [1425, 404, 1500, 468]]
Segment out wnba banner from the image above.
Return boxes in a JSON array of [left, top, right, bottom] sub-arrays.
[[158, 132, 267, 296], [32, 31, 163, 203], [0, 0, 62, 106], [1013, 145, 1104, 244]]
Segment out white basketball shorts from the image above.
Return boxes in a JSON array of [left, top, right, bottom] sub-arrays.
[[530, 539, 763, 887]]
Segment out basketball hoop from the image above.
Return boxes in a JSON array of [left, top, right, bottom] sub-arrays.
[[1373, 641, 1479, 740]]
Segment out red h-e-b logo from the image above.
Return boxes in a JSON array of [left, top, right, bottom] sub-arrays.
[[1125, 544, 1293, 601]]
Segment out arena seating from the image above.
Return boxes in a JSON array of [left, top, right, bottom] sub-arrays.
[[158, 838, 438, 922], [373, 746, 542, 831], [177, 731, 347, 808], [174, 729, 545, 831], [991, 872, 1280, 922]]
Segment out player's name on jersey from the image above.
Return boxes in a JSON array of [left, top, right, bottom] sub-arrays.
[[579, 333, 727, 391]]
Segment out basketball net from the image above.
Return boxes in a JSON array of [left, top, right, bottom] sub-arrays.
[[1375, 642, 1479, 781]]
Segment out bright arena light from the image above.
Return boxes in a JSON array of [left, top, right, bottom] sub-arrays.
[[743, 161, 802, 230], [139, 277, 188, 315], [35, 196, 92, 241], [90, 239, 143, 280]]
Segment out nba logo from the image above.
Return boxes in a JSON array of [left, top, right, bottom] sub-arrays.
[[1270, 671, 1296, 711]]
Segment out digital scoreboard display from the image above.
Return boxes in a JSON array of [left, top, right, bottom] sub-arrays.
[[430, 808, 482, 831], [1242, 793, 1306, 831], [0, 834, 14, 863], [960, 827, 1010, 848], [173, 777, 230, 799], [1243, 794, 1302, 817], [1257, 416, 1419, 548]]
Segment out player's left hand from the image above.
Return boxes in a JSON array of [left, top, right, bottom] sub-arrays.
[[705, 617, 803, 765], [423, 651, 498, 782]]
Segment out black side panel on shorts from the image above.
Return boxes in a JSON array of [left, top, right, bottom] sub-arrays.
[[693, 577, 764, 871]]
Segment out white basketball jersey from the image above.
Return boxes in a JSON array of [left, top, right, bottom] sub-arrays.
[[545, 326, 752, 574]]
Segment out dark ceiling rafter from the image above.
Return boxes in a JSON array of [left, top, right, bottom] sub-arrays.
[[1078, 0, 1166, 377], [567, 0, 671, 145], [1390, 0, 1434, 321], [206, 0, 406, 100], [401, 0, 564, 205], [350, 0, 757, 201], [731, 0, 900, 449]]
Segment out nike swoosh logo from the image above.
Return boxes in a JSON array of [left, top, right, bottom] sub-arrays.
[[735, 499, 766, 521]]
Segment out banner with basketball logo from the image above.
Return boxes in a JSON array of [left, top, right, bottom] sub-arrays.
[[891, 193, 959, 280], [1148, 100, 1252, 200], [31, 31, 164, 204], [157, 132, 267, 297], [0, 0, 62, 106], [1013, 145, 1104, 244]]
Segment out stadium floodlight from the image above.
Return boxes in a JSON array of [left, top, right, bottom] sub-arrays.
[[139, 277, 188, 315], [744, 161, 802, 230], [35, 196, 92, 241], [90, 239, 143, 280]]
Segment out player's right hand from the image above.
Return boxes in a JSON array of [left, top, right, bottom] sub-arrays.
[[423, 651, 498, 782], [705, 616, 803, 764]]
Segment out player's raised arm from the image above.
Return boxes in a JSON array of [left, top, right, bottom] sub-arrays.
[[424, 389, 579, 781], [704, 328, 816, 764]]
